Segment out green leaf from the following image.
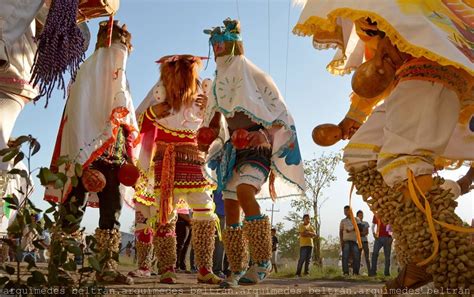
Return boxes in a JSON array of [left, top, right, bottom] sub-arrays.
[[6, 220, 21, 234], [5, 265, 15, 275], [30, 138, 41, 156], [65, 215, 77, 223], [14, 135, 31, 145], [0, 147, 15, 156], [2, 149, 19, 162], [31, 271, 47, 284], [85, 235, 96, 246], [64, 238, 78, 245], [78, 267, 94, 274], [3, 196, 19, 207], [70, 176, 79, 188], [38, 168, 58, 185], [60, 250, 68, 264], [70, 203, 79, 215], [45, 206, 56, 214], [43, 214, 53, 229], [8, 168, 28, 179], [56, 156, 70, 167], [54, 178, 64, 189], [75, 163, 83, 178], [56, 172, 68, 183], [88, 257, 101, 272], [0, 276, 9, 285], [26, 199, 42, 213], [13, 152, 24, 166], [24, 209, 32, 224], [66, 244, 82, 256], [63, 260, 77, 271]]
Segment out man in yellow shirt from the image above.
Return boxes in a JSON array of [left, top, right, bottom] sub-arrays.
[[295, 214, 316, 277]]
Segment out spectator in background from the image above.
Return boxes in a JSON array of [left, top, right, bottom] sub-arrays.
[[212, 191, 227, 279], [356, 210, 371, 274], [133, 242, 137, 264], [370, 215, 392, 276], [21, 213, 40, 264], [175, 201, 192, 272], [295, 214, 316, 277], [340, 206, 360, 276], [37, 228, 50, 263], [125, 241, 132, 257], [271, 228, 279, 273]]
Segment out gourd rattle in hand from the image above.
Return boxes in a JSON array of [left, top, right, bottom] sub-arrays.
[[312, 123, 342, 146]]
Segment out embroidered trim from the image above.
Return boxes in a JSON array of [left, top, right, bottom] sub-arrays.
[[293, 8, 474, 76], [395, 58, 474, 102], [153, 122, 196, 139], [379, 156, 431, 176]]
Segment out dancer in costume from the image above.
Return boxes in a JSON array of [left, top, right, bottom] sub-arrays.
[[200, 19, 305, 288], [294, 0, 474, 291], [131, 55, 220, 284], [44, 20, 137, 285]]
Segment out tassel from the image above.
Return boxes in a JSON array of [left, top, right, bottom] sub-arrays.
[[159, 144, 176, 225], [269, 170, 277, 201], [31, 0, 85, 105]]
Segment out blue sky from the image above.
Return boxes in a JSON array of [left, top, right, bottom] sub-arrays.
[[13, 0, 472, 240]]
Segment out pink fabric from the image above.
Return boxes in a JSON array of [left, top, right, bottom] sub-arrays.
[[177, 208, 190, 215]]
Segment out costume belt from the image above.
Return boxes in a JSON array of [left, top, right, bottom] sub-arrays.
[[395, 58, 473, 103], [156, 141, 202, 225]]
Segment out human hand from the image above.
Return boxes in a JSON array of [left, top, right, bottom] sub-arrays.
[[373, 37, 408, 71], [198, 144, 210, 153], [195, 94, 208, 110], [338, 118, 361, 140], [151, 102, 171, 119], [457, 175, 473, 195], [247, 130, 270, 148]]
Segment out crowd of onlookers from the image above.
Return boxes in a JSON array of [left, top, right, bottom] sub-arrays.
[[0, 213, 51, 264], [292, 208, 394, 278], [339, 206, 393, 276]]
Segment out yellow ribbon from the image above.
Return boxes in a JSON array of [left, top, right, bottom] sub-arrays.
[[349, 184, 363, 249], [407, 170, 439, 266], [406, 169, 474, 266]]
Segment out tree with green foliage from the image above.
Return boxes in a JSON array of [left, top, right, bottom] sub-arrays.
[[291, 153, 341, 267], [276, 212, 301, 260]]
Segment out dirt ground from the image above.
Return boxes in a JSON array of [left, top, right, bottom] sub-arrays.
[[102, 272, 384, 297], [1, 262, 469, 296]]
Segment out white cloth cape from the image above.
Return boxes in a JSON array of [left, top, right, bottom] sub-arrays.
[[204, 55, 306, 200], [44, 43, 139, 208]]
